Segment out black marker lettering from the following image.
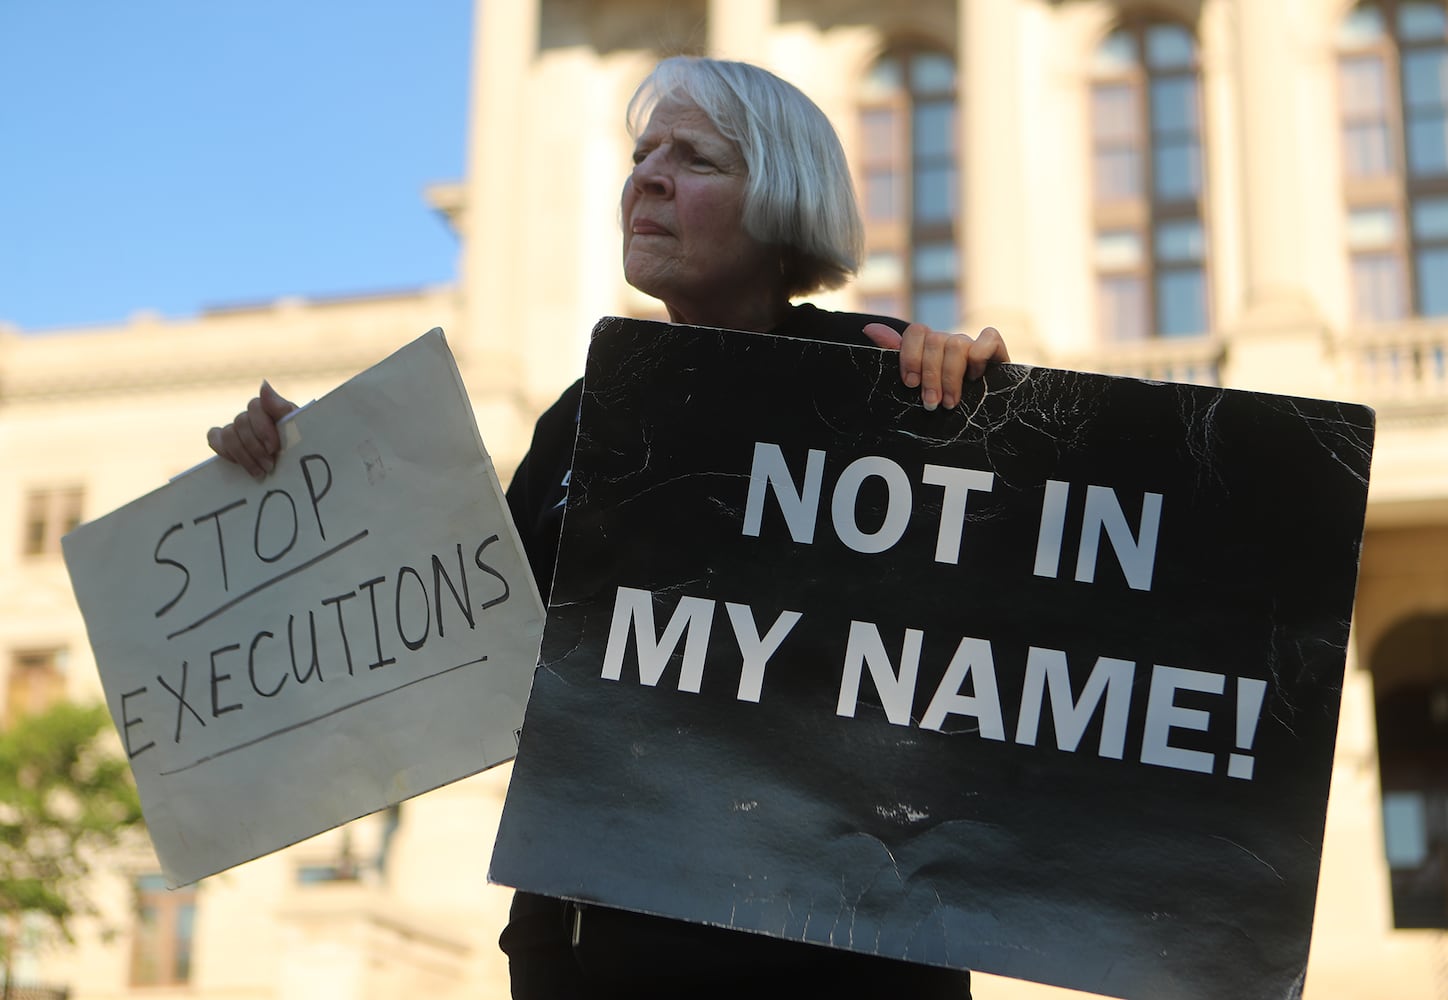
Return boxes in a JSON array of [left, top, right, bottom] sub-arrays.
[[158, 661, 207, 743], [432, 544, 475, 637], [153, 522, 190, 617], [254, 488, 299, 564], [322, 590, 359, 675], [300, 453, 333, 541], [248, 630, 286, 697], [193, 498, 248, 591], [359, 575, 397, 670], [209, 644, 243, 717], [475, 534, 511, 610], [288, 611, 323, 684], [120, 687, 155, 759], [395, 565, 430, 652]]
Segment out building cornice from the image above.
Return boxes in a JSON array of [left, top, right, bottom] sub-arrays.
[[0, 287, 471, 404]]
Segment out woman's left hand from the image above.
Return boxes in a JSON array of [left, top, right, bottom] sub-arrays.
[[863, 322, 1010, 411]]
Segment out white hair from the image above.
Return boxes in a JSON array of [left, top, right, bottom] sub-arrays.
[[626, 56, 864, 297]]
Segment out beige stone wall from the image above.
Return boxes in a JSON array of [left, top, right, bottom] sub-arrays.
[[5, 0, 1448, 998]]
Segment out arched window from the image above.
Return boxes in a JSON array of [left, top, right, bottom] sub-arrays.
[[1339, 0, 1448, 322], [1090, 20, 1209, 341], [1373, 612, 1448, 929], [857, 49, 960, 330]]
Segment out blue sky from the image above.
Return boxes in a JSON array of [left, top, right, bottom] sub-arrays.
[[0, 1, 473, 332]]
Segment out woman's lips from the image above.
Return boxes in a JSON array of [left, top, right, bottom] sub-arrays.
[[631, 218, 671, 235]]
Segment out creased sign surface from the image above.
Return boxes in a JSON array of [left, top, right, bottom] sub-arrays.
[[65, 329, 543, 886], [491, 317, 1375, 1000]]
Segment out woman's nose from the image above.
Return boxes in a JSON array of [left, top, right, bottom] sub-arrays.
[[630, 149, 674, 198]]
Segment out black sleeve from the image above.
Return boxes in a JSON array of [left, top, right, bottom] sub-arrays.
[[504, 378, 584, 604], [770, 302, 910, 346]]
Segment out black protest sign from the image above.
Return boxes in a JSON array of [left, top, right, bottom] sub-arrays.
[[490, 317, 1375, 1000]]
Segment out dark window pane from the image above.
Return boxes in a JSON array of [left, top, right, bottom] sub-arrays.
[[1352, 252, 1407, 321], [1376, 663, 1448, 930], [1407, 113, 1448, 174], [1095, 149, 1142, 199], [860, 48, 959, 340], [1385, 790, 1448, 926], [1413, 195, 1448, 238], [1150, 76, 1200, 133], [1153, 140, 1202, 198], [1416, 247, 1448, 313], [1099, 275, 1147, 341], [913, 101, 955, 157], [914, 242, 959, 284], [912, 289, 959, 330], [1156, 219, 1204, 262], [912, 52, 956, 93], [1157, 268, 1208, 335], [1403, 49, 1448, 111], [1399, 1, 1448, 40], [1385, 792, 1429, 867], [1145, 23, 1196, 69], [914, 164, 956, 222], [1091, 23, 1211, 343]]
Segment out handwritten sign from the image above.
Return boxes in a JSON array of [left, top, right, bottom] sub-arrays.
[[65, 329, 543, 886], [491, 318, 1375, 1000]]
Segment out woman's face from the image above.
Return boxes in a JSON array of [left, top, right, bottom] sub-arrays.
[[621, 98, 781, 327]]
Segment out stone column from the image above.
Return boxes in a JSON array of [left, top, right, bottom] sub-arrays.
[[462, 0, 541, 356], [1221, 0, 1327, 394], [1231, 0, 1314, 318], [708, 0, 777, 64], [958, 0, 1033, 345]]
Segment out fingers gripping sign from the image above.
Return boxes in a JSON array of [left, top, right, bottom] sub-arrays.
[[207, 381, 299, 479], [863, 322, 1011, 411]]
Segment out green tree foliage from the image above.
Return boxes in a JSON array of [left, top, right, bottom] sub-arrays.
[[0, 701, 143, 961]]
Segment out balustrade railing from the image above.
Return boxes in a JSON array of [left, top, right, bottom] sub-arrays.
[[1062, 322, 1448, 416], [1, 982, 69, 1000], [1338, 321, 1448, 410], [1056, 336, 1224, 388]]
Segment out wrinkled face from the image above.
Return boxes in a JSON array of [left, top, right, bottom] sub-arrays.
[[621, 98, 777, 324]]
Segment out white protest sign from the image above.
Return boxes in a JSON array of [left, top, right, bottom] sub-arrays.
[[64, 329, 543, 886]]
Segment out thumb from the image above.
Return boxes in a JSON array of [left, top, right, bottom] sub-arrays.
[[259, 380, 299, 421], [862, 322, 903, 351]]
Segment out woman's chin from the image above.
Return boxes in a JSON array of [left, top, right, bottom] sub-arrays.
[[622, 266, 676, 305]]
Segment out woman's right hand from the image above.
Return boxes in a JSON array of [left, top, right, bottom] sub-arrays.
[[863, 322, 1010, 411], [206, 380, 298, 479]]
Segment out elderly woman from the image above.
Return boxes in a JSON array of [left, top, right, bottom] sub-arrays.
[[212, 55, 1005, 999]]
